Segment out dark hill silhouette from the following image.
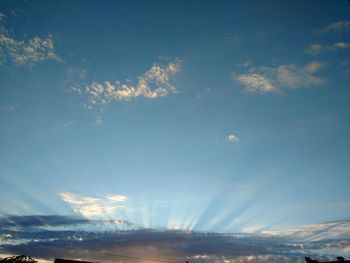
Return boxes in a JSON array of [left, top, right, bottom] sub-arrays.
[[0, 255, 37, 263]]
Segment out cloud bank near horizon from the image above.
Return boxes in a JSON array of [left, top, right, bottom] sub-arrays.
[[0, 215, 349, 263]]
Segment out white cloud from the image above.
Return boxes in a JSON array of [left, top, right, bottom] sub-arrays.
[[107, 194, 128, 202], [305, 42, 350, 55], [314, 21, 350, 35], [75, 60, 181, 109], [227, 134, 239, 143], [235, 73, 276, 93], [0, 15, 59, 67], [234, 63, 324, 94], [303, 61, 328, 73], [60, 192, 128, 219]]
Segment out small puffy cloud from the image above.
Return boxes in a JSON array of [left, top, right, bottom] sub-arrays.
[[304, 61, 328, 73], [234, 63, 324, 94], [305, 42, 350, 55], [314, 21, 350, 35], [0, 15, 59, 67], [227, 134, 239, 143], [73, 60, 181, 109], [60, 192, 128, 219]]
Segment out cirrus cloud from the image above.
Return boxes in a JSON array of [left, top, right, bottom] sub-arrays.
[[304, 42, 350, 55], [314, 21, 350, 35], [234, 63, 324, 94]]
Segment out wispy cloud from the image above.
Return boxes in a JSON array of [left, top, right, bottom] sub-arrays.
[[235, 73, 276, 93], [303, 61, 328, 73], [305, 42, 350, 55], [1, 103, 18, 111], [0, 13, 60, 67], [234, 63, 324, 94], [71, 60, 181, 110], [226, 134, 239, 143], [314, 21, 350, 35], [0, 13, 5, 22], [60, 192, 128, 219]]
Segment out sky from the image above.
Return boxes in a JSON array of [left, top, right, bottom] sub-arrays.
[[0, 0, 350, 261]]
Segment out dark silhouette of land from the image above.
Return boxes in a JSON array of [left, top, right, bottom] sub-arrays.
[[1, 255, 350, 263], [305, 256, 350, 263]]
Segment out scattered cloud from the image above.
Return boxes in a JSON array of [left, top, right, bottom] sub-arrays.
[[235, 73, 276, 93], [226, 134, 239, 143], [60, 192, 128, 219], [196, 87, 211, 99], [304, 61, 328, 73], [62, 120, 76, 128], [305, 42, 350, 55], [234, 64, 324, 94], [65, 67, 86, 81], [72, 60, 181, 110], [314, 21, 350, 35], [237, 60, 253, 68], [0, 14, 60, 67], [66, 86, 82, 94]]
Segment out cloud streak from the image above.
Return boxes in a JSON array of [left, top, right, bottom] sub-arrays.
[[304, 42, 350, 55], [314, 21, 350, 35], [234, 63, 324, 94]]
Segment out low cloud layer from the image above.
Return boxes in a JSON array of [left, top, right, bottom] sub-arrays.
[[0, 216, 349, 263], [234, 63, 324, 94]]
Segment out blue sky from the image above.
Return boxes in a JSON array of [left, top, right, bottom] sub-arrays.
[[0, 0, 350, 236]]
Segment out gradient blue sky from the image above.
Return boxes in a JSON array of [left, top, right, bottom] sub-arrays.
[[0, 0, 350, 233]]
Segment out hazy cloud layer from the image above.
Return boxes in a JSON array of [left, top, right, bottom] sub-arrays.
[[234, 63, 324, 94], [0, 13, 59, 67], [69, 60, 181, 110], [314, 21, 350, 35]]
